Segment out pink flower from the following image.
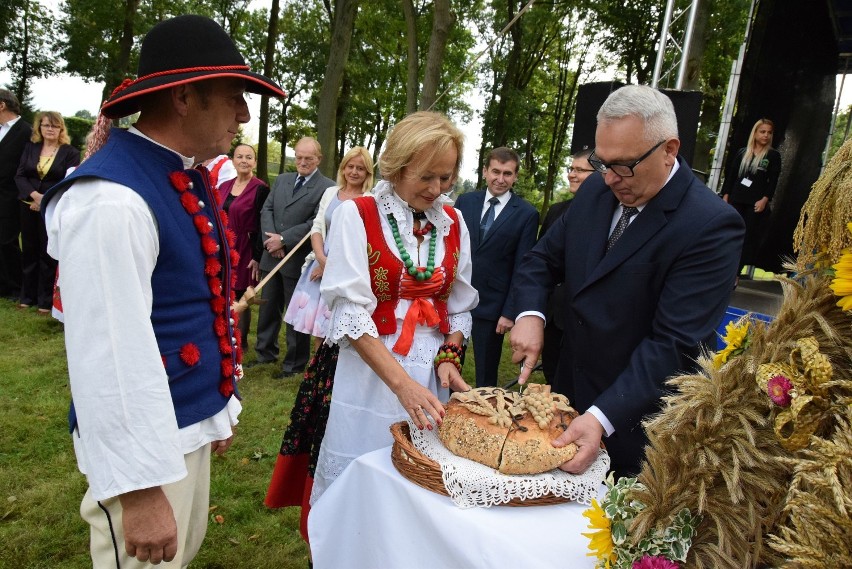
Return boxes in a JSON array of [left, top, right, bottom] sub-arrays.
[[632, 555, 680, 569], [767, 375, 794, 407]]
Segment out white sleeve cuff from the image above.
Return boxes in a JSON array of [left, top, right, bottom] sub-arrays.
[[515, 311, 546, 324], [587, 405, 615, 437]]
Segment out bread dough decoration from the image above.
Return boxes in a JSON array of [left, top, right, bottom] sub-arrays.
[[437, 384, 579, 475]]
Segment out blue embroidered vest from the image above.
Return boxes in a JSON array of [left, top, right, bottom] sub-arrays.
[[45, 129, 241, 431]]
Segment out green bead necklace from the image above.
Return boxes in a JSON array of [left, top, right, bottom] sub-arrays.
[[387, 214, 437, 281]]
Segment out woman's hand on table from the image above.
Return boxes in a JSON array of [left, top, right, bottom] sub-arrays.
[[395, 379, 445, 431]]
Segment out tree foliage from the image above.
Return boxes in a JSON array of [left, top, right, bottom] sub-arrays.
[[43, 0, 752, 208], [477, 1, 597, 208], [0, 0, 59, 113]]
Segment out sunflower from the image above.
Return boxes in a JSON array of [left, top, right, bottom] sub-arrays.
[[583, 498, 616, 568], [713, 320, 751, 369], [830, 226, 852, 310]]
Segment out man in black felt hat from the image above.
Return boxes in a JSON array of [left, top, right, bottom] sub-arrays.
[[42, 15, 284, 567]]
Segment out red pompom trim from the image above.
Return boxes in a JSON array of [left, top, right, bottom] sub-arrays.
[[179, 343, 201, 366], [229, 249, 240, 269], [208, 277, 223, 296], [225, 229, 237, 248], [201, 235, 219, 255], [219, 336, 233, 354], [218, 210, 229, 228], [219, 378, 235, 398], [210, 296, 226, 313], [169, 171, 192, 192], [221, 359, 235, 378], [205, 257, 222, 277], [180, 191, 201, 214], [193, 215, 213, 235], [213, 315, 227, 337]]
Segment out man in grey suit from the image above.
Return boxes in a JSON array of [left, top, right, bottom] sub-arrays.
[[256, 136, 335, 376], [0, 90, 31, 298]]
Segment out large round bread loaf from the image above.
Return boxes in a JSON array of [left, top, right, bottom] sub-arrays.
[[437, 384, 579, 475]]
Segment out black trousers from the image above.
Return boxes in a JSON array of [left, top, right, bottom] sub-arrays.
[[0, 193, 22, 296], [255, 270, 310, 372], [471, 317, 505, 388], [19, 204, 56, 308]]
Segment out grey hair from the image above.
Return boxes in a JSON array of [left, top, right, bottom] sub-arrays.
[[596, 85, 678, 143]]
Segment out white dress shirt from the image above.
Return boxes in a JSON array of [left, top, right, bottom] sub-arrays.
[[0, 114, 21, 142], [479, 189, 512, 221]]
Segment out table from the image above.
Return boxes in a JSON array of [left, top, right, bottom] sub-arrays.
[[308, 446, 601, 569]]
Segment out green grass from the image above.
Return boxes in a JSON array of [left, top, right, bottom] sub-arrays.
[[0, 298, 528, 567]]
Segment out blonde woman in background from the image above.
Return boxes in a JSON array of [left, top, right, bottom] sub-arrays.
[[722, 118, 781, 280], [15, 111, 79, 312]]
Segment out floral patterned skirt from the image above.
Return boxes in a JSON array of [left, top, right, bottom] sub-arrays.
[[265, 341, 338, 542]]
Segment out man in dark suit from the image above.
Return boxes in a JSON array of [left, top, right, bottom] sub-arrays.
[[538, 148, 597, 384], [511, 85, 744, 478], [256, 136, 335, 376], [0, 90, 31, 298], [455, 147, 539, 387]]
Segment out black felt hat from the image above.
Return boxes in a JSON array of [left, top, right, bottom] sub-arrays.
[[100, 15, 285, 119]]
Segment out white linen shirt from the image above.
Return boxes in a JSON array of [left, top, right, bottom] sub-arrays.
[[45, 130, 240, 501]]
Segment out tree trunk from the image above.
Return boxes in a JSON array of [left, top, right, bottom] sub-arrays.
[[419, 0, 454, 110], [279, 108, 289, 175], [493, 1, 522, 146], [401, 0, 419, 114], [102, 0, 140, 103], [257, 0, 280, 183], [316, 0, 359, 178]]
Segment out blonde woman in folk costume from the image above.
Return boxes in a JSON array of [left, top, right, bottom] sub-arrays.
[[310, 111, 478, 504]]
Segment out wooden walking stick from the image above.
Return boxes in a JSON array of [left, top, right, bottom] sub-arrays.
[[232, 232, 311, 314]]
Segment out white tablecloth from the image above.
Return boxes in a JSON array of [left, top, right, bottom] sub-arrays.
[[308, 446, 601, 569]]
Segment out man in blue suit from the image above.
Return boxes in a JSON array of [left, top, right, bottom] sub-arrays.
[[511, 85, 744, 478], [455, 147, 539, 387]]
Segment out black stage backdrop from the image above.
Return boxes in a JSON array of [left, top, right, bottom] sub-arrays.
[[724, 0, 838, 272]]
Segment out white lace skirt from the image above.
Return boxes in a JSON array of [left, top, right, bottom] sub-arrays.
[[310, 325, 449, 505]]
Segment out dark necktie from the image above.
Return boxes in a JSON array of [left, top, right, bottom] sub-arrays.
[[293, 176, 305, 192], [606, 206, 639, 252], [480, 196, 500, 239]]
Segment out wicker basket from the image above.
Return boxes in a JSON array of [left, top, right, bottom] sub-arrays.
[[389, 421, 569, 507]]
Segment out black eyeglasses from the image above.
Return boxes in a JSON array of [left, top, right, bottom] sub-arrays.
[[588, 140, 666, 178], [567, 166, 596, 174]]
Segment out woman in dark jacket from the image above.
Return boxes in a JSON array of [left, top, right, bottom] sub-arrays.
[[15, 111, 79, 312], [722, 118, 781, 277]]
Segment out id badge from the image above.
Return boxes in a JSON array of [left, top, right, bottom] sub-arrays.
[[740, 178, 753, 187]]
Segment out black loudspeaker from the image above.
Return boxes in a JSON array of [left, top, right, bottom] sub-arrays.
[[660, 89, 702, 167], [571, 81, 624, 154], [571, 82, 703, 166]]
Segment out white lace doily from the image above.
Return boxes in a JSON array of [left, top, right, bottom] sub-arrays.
[[408, 420, 609, 509]]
